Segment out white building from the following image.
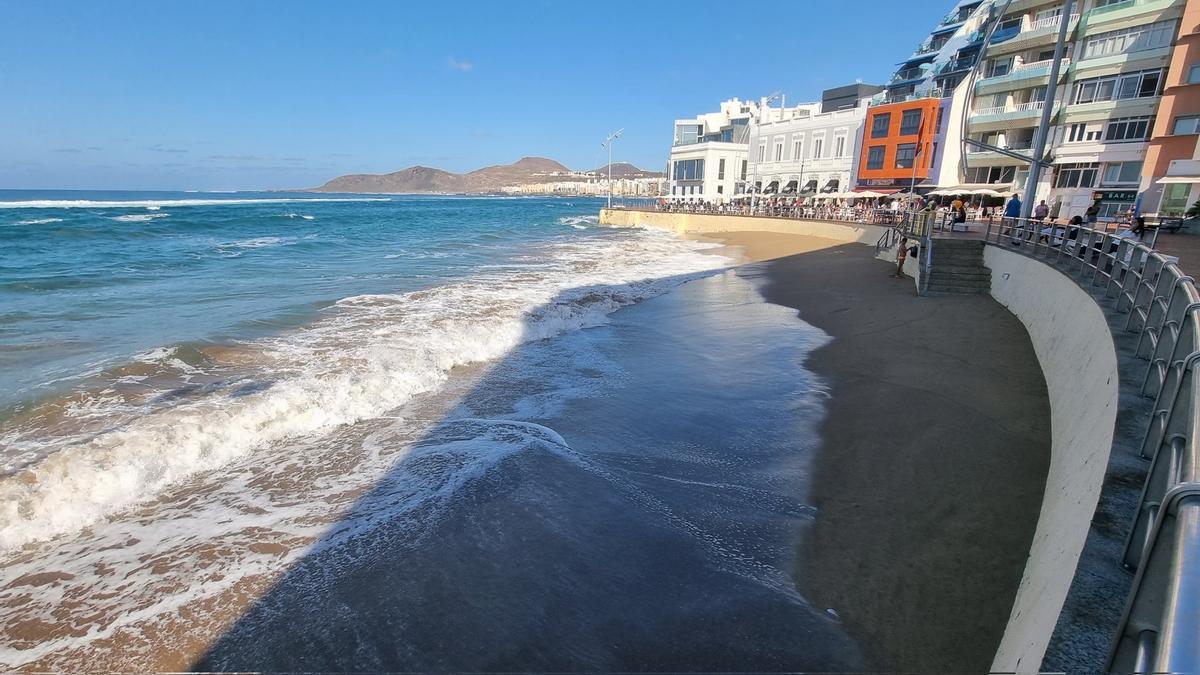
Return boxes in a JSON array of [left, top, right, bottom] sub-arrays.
[[746, 85, 883, 197], [667, 98, 761, 202]]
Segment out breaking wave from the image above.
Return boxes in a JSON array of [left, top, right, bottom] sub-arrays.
[[0, 228, 730, 551]]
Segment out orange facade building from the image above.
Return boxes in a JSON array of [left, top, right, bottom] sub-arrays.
[[1141, 0, 1200, 215], [855, 96, 943, 192]]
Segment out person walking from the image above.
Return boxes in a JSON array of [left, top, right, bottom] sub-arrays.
[[892, 237, 909, 278], [1085, 203, 1099, 224], [1003, 193, 1023, 239]]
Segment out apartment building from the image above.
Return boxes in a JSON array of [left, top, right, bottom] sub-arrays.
[[962, 0, 1186, 219], [746, 84, 883, 197], [1140, 0, 1200, 215], [666, 99, 759, 201]]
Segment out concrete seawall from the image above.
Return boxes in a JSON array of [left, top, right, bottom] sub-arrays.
[[983, 248, 1120, 673], [599, 209, 1122, 671], [598, 208, 888, 246]]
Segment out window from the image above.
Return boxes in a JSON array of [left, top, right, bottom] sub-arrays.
[[1190, 64, 1200, 85], [899, 109, 923, 135], [895, 143, 917, 169], [757, 143, 766, 162], [1082, 20, 1176, 60], [792, 135, 803, 161], [773, 139, 783, 162], [717, 185, 724, 194], [1174, 115, 1200, 135], [1054, 162, 1100, 188], [717, 158, 725, 180], [1102, 161, 1143, 185], [834, 135, 846, 158], [740, 160, 747, 180], [813, 137, 824, 159], [936, 106, 945, 132], [1074, 69, 1163, 104], [1066, 122, 1103, 142], [674, 124, 701, 146], [964, 166, 1016, 184], [866, 146, 885, 170], [871, 113, 891, 138], [1105, 116, 1152, 142], [986, 57, 1013, 78], [672, 159, 704, 181]]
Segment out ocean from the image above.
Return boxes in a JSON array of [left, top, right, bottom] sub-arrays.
[[0, 191, 854, 670]]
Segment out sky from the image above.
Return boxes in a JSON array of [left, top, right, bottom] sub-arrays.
[[0, 0, 952, 190]]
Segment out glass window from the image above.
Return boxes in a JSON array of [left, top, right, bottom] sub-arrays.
[[773, 140, 784, 162], [899, 109, 923, 135], [757, 144, 766, 162], [1082, 20, 1176, 60], [672, 159, 705, 181], [1189, 64, 1200, 85], [740, 160, 747, 180], [895, 143, 917, 169], [866, 146, 885, 170], [1102, 161, 1142, 185], [718, 158, 725, 180], [1174, 116, 1200, 135], [871, 113, 891, 138], [813, 137, 824, 159], [792, 136, 803, 161], [1105, 116, 1152, 142], [834, 135, 846, 158], [1073, 69, 1163, 104], [986, 57, 1013, 78], [1054, 162, 1100, 188]]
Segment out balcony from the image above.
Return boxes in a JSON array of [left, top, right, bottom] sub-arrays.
[[868, 88, 945, 107], [989, 13, 1081, 55], [966, 140, 1034, 166], [975, 57, 1070, 93], [969, 101, 1047, 129], [1082, 0, 1183, 28]]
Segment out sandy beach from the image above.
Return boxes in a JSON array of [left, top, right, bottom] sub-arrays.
[[698, 230, 1053, 671]]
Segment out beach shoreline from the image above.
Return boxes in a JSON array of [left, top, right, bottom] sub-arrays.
[[693, 230, 1052, 670]]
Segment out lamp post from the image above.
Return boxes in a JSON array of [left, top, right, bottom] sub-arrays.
[[602, 128, 623, 209]]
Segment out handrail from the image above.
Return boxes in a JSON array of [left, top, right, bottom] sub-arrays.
[[973, 216, 1200, 673]]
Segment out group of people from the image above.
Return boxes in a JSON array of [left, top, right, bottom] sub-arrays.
[[655, 197, 907, 224]]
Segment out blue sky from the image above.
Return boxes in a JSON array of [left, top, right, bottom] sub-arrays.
[[0, 0, 952, 190]]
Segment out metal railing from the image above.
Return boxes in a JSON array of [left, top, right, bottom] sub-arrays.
[[971, 216, 1199, 674]]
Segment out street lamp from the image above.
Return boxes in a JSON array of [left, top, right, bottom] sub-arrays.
[[602, 128, 623, 209]]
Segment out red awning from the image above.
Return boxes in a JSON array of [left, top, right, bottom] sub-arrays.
[[853, 188, 901, 194]]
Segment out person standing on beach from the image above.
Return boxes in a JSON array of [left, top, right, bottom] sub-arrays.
[[892, 237, 909, 278]]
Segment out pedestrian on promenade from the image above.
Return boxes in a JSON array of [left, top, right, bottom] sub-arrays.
[[1085, 204, 1099, 224], [892, 237, 909, 278], [1003, 193, 1022, 239], [1034, 200, 1049, 222]]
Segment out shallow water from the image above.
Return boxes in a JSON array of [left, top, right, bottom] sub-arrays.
[[0, 192, 851, 670]]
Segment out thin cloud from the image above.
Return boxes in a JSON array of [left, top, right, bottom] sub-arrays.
[[149, 144, 188, 154], [447, 57, 474, 72]]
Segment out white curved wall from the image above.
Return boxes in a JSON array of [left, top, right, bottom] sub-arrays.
[[984, 246, 1120, 673]]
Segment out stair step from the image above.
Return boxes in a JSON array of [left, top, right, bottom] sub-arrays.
[[930, 264, 990, 275]]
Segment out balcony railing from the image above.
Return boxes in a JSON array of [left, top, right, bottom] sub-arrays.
[[970, 100, 1045, 117], [1029, 12, 1079, 30]]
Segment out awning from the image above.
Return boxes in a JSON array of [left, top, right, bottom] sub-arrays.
[[800, 179, 818, 195], [854, 188, 900, 195], [763, 180, 780, 194], [1158, 176, 1200, 184], [783, 180, 799, 193], [821, 179, 840, 193]]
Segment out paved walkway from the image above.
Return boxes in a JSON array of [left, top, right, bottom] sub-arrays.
[[747, 243, 1053, 671]]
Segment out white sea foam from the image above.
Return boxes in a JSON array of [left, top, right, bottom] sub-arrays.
[[14, 217, 64, 225], [286, 213, 316, 220], [111, 213, 170, 222], [0, 197, 390, 209], [0, 228, 731, 552], [219, 236, 295, 250], [557, 215, 600, 229]]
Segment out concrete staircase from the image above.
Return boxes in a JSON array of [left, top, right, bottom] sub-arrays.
[[924, 239, 991, 295]]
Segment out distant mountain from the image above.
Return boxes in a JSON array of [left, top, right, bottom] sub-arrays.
[[589, 162, 664, 179], [310, 157, 659, 194]]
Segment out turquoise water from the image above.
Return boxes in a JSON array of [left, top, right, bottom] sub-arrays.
[[0, 191, 846, 670], [0, 190, 623, 410]]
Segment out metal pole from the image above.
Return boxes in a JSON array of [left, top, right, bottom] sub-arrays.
[[1020, 0, 1073, 221], [607, 140, 613, 209]]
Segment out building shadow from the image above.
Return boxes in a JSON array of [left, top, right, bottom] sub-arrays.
[[190, 263, 867, 673]]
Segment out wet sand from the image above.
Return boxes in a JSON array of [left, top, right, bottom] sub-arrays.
[[703, 231, 1052, 670]]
